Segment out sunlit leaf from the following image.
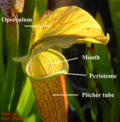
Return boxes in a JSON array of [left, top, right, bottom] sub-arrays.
[[33, 6, 108, 41], [16, 78, 35, 118], [24, 109, 42, 122], [95, 12, 104, 32]]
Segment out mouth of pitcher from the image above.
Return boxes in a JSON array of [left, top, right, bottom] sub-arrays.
[[22, 49, 69, 81]]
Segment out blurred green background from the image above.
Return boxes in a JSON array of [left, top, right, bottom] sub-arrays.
[[0, 0, 120, 122]]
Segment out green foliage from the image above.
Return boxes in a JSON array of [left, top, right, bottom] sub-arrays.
[[92, 44, 115, 104], [36, 0, 47, 18], [85, 43, 97, 121], [0, 10, 4, 89], [10, 0, 36, 113], [108, 0, 120, 90], [66, 78, 86, 122], [0, 0, 46, 122], [0, 0, 120, 122], [110, 90, 120, 122]]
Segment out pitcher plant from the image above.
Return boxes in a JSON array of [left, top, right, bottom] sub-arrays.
[[0, 0, 109, 121], [13, 6, 109, 122]]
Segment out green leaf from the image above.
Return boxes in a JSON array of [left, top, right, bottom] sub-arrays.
[[0, 80, 8, 112], [85, 43, 97, 121], [66, 77, 86, 122], [92, 44, 115, 104], [108, 0, 120, 90], [110, 90, 120, 122], [27, 101, 39, 117], [16, 78, 35, 119], [0, 11, 8, 114], [10, 0, 36, 113], [0, 10, 4, 90], [100, 100, 110, 122], [24, 109, 42, 122], [0, 13, 18, 113], [36, 0, 47, 18]]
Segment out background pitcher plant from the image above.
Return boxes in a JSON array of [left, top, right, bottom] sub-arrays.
[[13, 6, 109, 122]]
